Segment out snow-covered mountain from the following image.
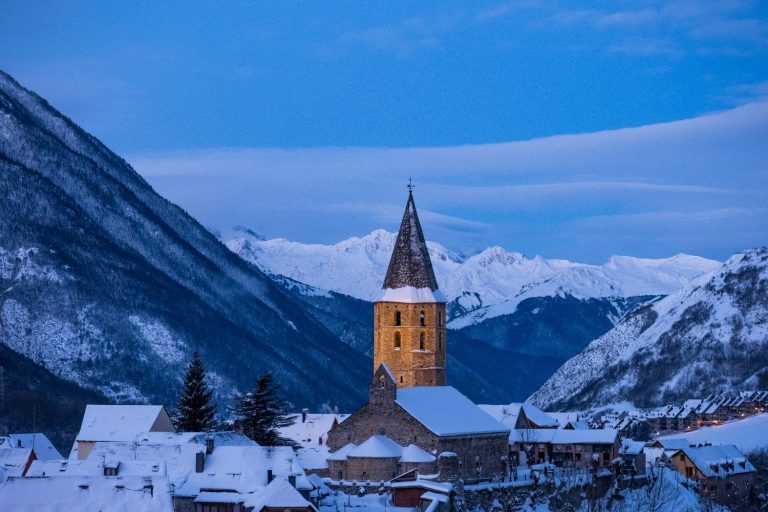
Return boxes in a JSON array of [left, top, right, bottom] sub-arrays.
[[0, 69, 370, 411], [226, 230, 719, 326], [529, 247, 768, 410]]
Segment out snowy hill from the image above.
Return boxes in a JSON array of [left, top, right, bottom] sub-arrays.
[[529, 248, 768, 410], [662, 413, 768, 453], [227, 230, 719, 326]]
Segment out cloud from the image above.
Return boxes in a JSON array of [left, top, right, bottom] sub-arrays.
[[336, 16, 457, 57], [130, 100, 768, 261], [689, 18, 768, 43]]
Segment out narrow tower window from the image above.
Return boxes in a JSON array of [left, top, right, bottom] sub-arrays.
[[395, 310, 401, 326], [394, 332, 401, 349], [438, 310, 442, 326], [438, 331, 442, 350], [419, 332, 425, 350], [420, 310, 425, 326]]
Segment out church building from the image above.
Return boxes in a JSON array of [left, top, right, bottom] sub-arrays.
[[326, 189, 509, 482]]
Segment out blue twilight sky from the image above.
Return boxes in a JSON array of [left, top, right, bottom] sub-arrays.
[[1, 1, 767, 262]]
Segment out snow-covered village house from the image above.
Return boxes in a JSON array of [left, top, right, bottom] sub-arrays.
[[668, 444, 757, 502], [0, 437, 36, 481], [326, 190, 510, 482], [72, 404, 176, 459], [72, 429, 313, 512], [480, 402, 621, 470], [278, 411, 349, 477]]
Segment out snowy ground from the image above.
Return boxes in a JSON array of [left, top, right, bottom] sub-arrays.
[[661, 413, 768, 453], [318, 491, 414, 512]]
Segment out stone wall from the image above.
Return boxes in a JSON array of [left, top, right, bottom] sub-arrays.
[[374, 301, 446, 387], [438, 433, 509, 480], [327, 400, 437, 452], [346, 456, 399, 482]]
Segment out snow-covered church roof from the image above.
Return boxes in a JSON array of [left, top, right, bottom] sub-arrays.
[[332, 435, 436, 463], [381, 190, 442, 301], [396, 386, 509, 437]]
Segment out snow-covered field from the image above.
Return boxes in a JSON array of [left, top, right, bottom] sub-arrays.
[[662, 413, 768, 453]]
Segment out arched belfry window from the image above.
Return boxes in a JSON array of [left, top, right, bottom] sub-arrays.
[[420, 310, 425, 326], [395, 310, 401, 326], [394, 332, 401, 349], [419, 332, 425, 350]]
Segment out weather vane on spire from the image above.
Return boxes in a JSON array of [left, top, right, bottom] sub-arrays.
[[407, 177, 414, 193]]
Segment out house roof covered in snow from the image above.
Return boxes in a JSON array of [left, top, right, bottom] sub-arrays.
[[296, 445, 331, 470], [83, 435, 308, 497], [4, 433, 62, 460], [621, 440, 647, 455], [679, 445, 757, 478], [653, 438, 691, 450], [246, 477, 317, 511], [75, 405, 174, 442], [381, 190, 440, 294], [479, 402, 559, 429], [27, 458, 166, 478], [397, 386, 509, 437], [279, 412, 349, 448], [0, 446, 33, 478], [0, 475, 174, 512]]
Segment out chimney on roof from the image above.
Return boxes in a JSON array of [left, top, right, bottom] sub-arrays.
[[302, 409, 308, 423], [195, 452, 205, 473], [288, 474, 297, 488], [267, 468, 274, 483], [206, 436, 214, 454]]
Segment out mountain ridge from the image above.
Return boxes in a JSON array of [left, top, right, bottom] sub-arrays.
[[226, 229, 719, 325], [529, 247, 768, 410], [0, 69, 370, 410]]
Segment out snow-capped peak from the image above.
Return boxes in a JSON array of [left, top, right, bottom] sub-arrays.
[[227, 230, 720, 326], [529, 247, 768, 410]]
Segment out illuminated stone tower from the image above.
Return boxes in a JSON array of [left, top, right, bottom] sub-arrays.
[[373, 189, 447, 387]]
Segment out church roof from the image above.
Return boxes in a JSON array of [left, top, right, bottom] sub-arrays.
[[396, 386, 509, 437], [382, 191, 439, 292]]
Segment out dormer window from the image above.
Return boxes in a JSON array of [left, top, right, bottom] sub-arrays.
[[395, 311, 401, 326]]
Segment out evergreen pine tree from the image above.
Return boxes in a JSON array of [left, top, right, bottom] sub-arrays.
[[234, 372, 296, 446], [175, 351, 216, 432]]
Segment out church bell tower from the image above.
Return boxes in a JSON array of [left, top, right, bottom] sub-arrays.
[[373, 187, 447, 387]]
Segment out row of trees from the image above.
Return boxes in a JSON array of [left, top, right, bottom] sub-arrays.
[[175, 352, 295, 445]]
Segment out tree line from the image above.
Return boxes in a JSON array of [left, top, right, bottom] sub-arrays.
[[174, 351, 295, 446]]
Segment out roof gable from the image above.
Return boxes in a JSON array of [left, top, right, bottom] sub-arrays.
[[76, 405, 175, 442]]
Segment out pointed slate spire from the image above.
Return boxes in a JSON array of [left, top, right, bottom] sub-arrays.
[[383, 190, 439, 291]]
